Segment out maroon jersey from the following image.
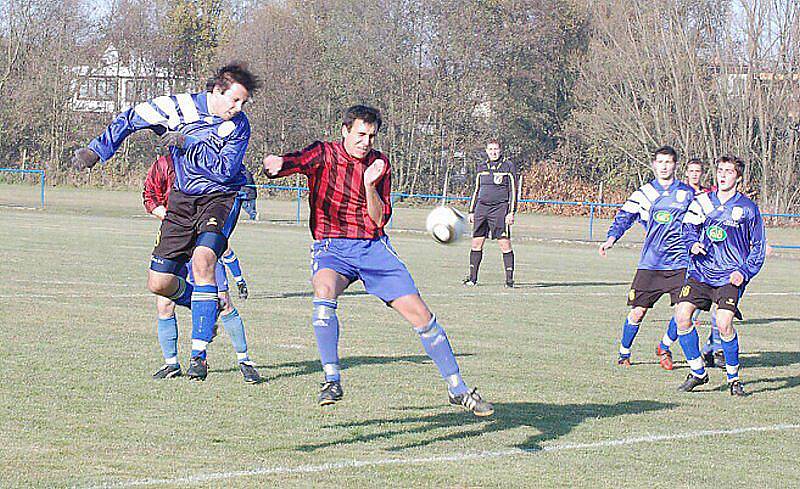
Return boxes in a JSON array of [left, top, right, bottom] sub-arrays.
[[273, 140, 392, 239], [142, 155, 175, 213]]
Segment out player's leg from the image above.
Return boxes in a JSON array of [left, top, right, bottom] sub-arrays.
[[618, 306, 648, 365], [657, 277, 687, 370], [153, 296, 182, 379], [311, 268, 351, 405], [465, 206, 488, 285], [714, 285, 745, 395], [362, 236, 493, 416], [221, 246, 248, 300], [148, 197, 196, 306], [498, 237, 514, 288], [215, 264, 261, 383], [674, 281, 711, 391]]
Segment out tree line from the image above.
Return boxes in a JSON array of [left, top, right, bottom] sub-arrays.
[[1, 0, 798, 213]]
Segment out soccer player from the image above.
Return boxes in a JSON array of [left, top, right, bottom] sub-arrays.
[[240, 165, 259, 221], [72, 63, 261, 381], [143, 154, 261, 383], [599, 146, 695, 370], [674, 155, 766, 396], [464, 140, 520, 287], [262, 105, 494, 416]]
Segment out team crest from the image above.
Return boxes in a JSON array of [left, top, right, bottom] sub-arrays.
[[493, 174, 504, 185], [707, 225, 727, 242], [653, 210, 673, 224], [675, 190, 687, 203], [731, 206, 744, 221]]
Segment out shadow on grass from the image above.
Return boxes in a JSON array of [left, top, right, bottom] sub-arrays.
[[213, 354, 474, 382], [737, 317, 800, 327], [511, 281, 627, 289], [741, 351, 800, 369], [748, 374, 800, 394], [295, 399, 676, 452], [247, 290, 370, 300]]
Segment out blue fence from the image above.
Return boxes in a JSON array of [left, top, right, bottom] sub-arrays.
[[254, 184, 800, 249], [0, 168, 46, 208]]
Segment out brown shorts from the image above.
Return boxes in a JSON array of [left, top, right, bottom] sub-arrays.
[[627, 268, 687, 308], [677, 277, 743, 319]]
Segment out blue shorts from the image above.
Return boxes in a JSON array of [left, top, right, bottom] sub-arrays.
[[186, 260, 229, 293], [311, 236, 418, 303]]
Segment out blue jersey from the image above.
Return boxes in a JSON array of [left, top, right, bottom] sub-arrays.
[[682, 191, 766, 286], [88, 92, 250, 195], [607, 179, 695, 270]]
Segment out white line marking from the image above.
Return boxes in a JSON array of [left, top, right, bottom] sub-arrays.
[[88, 423, 800, 488]]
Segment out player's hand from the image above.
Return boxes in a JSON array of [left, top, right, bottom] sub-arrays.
[[160, 131, 186, 149], [364, 158, 385, 187], [598, 237, 615, 257], [730, 271, 745, 287], [71, 148, 99, 170], [152, 206, 167, 221], [690, 242, 707, 255], [263, 155, 284, 176], [468, 213, 474, 224], [505, 213, 515, 225]]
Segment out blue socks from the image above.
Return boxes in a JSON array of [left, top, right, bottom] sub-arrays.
[[222, 249, 244, 283], [168, 276, 193, 308], [221, 308, 250, 363], [157, 316, 178, 364], [414, 315, 467, 396], [619, 318, 640, 358], [678, 326, 706, 378], [312, 298, 341, 382], [720, 330, 740, 382], [659, 317, 678, 351], [190, 284, 218, 359]]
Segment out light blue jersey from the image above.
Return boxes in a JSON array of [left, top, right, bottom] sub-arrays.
[[88, 92, 249, 195], [607, 179, 695, 270], [682, 191, 766, 286]]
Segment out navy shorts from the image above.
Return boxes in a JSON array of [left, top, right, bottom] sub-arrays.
[[310, 236, 418, 303]]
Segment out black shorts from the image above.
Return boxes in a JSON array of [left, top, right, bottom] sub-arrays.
[[627, 268, 686, 308], [678, 277, 744, 319], [152, 189, 240, 263], [473, 202, 511, 239]]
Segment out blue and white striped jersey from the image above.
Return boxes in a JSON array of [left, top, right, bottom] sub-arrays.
[[607, 179, 695, 270], [682, 191, 766, 286], [88, 92, 250, 195]]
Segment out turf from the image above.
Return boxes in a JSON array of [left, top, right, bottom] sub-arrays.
[[1, 186, 799, 488]]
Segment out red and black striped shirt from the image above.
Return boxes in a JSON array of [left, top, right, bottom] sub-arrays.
[[142, 155, 175, 213], [272, 140, 392, 240]]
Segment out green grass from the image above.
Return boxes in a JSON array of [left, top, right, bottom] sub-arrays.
[[1, 186, 799, 488]]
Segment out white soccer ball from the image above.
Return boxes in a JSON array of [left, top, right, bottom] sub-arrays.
[[425, 206, 467, 244]]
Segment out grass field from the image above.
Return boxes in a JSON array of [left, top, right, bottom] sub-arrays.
[[2, 186, 800, 488]]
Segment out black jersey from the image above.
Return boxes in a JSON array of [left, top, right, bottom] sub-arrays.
[[468, 160, 520, 212]]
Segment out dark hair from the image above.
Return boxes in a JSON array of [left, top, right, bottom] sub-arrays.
[[653, 145, 678, 162], [486, 139, 501, 147], [716, 155, 745, 178], [206, 63, 261, 95], [343, 105, 382, 131], [686, 158, 704, 168]]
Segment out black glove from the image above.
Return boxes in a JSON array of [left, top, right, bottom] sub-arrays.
[[72, 148, 100, 170], [160, 131, 187, 149]]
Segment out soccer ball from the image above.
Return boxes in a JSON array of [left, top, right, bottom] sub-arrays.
[[425, 206, 467, 244]]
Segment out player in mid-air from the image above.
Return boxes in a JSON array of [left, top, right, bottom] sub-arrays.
[[464, 140, 520, 287], [73, 63, 261, 381], [262, 105, 494, 416], [674, 155, 766, 396], [599, 146, 695, 370], [143, 154, 261, 383]]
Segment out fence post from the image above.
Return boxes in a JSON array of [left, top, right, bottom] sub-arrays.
[[589, 203, 595, 241], [296, 188, 302, 225], [39, 170, 46, 209], [389, 194, 397, 229]]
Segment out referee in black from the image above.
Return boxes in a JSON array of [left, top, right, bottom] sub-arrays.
[[464, 139, 520, 288]]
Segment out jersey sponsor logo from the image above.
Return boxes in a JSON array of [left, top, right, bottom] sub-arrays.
[[707, 225, 727, 242], [653, 210, 673, 224], [731, 206, 744, 221], [680, 285, 691, 298]]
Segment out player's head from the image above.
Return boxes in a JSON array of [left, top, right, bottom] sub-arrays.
[[485, 140, 502, 162], [685, 158, 704, 187], [715, 155, 744, 191], [206, 63, 261, 121], [652, 145, 678, 180], [341, 105, 382, 159]]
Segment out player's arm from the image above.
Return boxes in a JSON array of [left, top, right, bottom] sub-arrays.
[[364, 159, 390, 227], [506, 161, 520, 225], [739, 206, 767, 282], [682, 198, 706, 255], [142, 157, 168, 219], [263, 141, 325, 178], [599, 191, 641, 256], [467, 169, 482, 222]]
